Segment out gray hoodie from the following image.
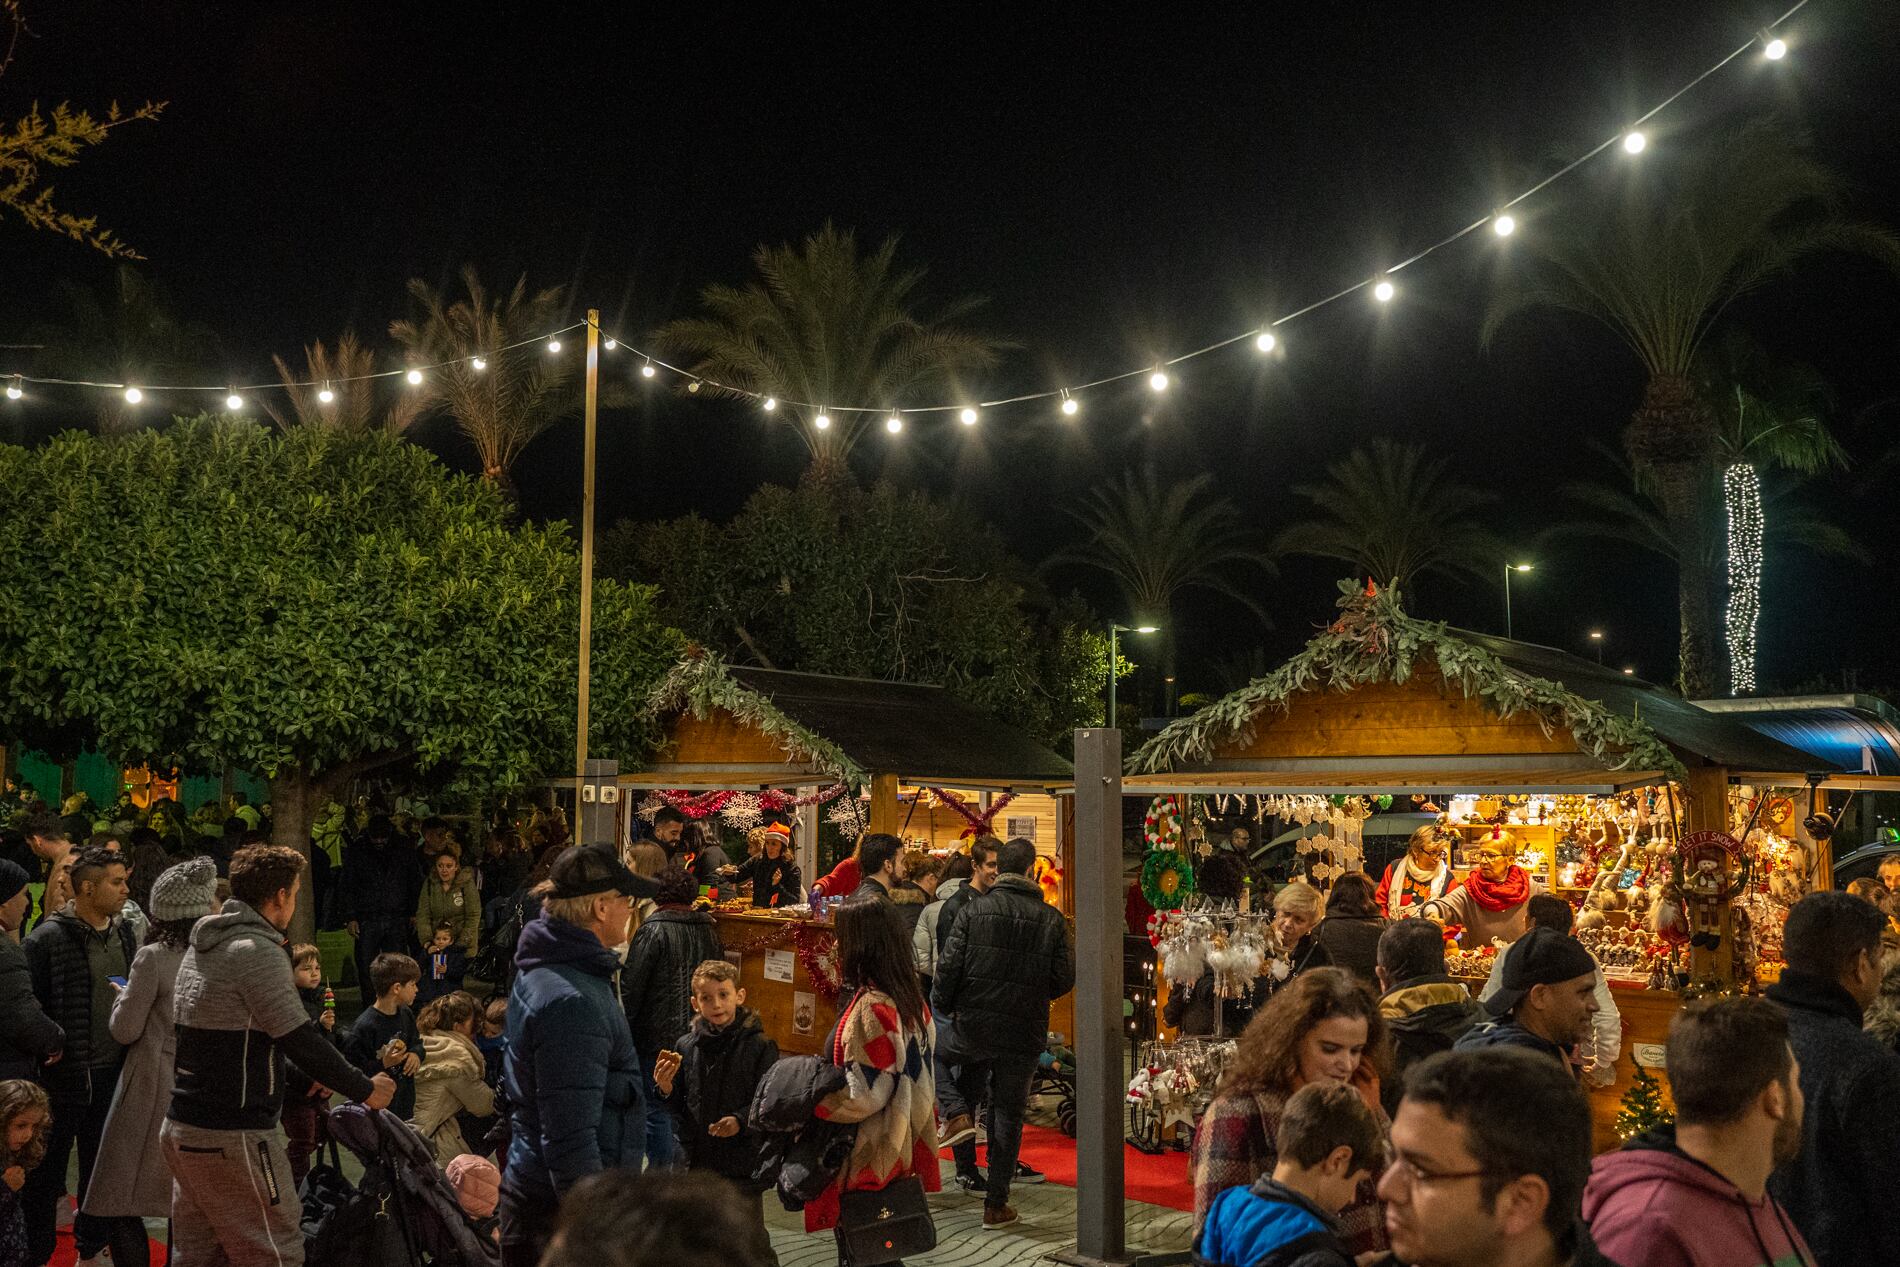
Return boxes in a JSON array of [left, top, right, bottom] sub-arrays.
[[169, 898, 372, 1131]]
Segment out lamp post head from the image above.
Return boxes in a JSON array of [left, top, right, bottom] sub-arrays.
[[1512, 563, 1535, 573], [1135, 625, 1160, 634], [1589, 630, 1604, 641]]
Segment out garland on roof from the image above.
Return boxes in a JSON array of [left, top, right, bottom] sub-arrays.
[[648, 651, 868, 788], [1128, 579, 1684, 778]]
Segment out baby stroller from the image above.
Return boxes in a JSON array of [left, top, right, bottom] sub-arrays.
[[302, 1103, 499, 1266], [1030, 1030, 1078, 1137]]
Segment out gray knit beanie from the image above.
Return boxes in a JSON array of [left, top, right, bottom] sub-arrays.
[[149, 856, 218, 922]]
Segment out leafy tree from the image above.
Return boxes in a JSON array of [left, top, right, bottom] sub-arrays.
[[1483, 117, 1900, 695], [0, 418, 683, 941], [264, 331, 426, 435], [1271, 439, 1504, 591], [601, 475, 1107, 746], [0, 2, 163, 259], [654, 223, 1005, 475], [389, 265, 575, 494], [27, 266, 219, 432]]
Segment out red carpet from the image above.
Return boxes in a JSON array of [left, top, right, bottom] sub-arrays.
[[945, 1122, 1192, 1212]]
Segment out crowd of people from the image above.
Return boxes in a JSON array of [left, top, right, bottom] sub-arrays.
[[2, 798, 1899, 1267]]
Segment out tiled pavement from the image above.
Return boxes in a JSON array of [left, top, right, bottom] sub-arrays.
[[764, 1157, 1196, 1267]]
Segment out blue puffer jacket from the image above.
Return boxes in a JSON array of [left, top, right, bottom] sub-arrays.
[[502, 914, 645, 1202]]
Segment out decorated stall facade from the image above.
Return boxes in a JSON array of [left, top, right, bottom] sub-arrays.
[[1122, 582, 1840, 1151], [626, 653, 1076, 1054]]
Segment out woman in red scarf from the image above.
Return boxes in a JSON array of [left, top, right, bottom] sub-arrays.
[[1418, 829, 1543, 946], [1373, 824, 1453, 918]]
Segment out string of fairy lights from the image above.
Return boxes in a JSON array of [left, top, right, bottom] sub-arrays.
[[4, 9, 1806, 430]]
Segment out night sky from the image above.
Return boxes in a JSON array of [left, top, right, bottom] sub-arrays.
[[4, 1, 1899, 703]]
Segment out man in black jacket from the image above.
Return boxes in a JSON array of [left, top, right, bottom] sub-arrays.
[[1374, 919, 1486, 1116], [339, 814, 419, 997], [1765, 889, 1900, 1266], [0, 859, 62, 1080], [933, 836, 1075, 1230], [931, 836, 1000, 1190], [846, 832, 901, 902], [20, 846, 146, 1265]]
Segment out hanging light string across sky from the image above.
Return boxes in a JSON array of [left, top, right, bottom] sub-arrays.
[[3, 6, 1805, 418]]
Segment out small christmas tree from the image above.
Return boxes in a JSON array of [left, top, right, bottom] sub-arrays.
[[1614, 1066, 1674, 1139]]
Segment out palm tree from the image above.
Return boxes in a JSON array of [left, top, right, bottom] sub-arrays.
[[1701, 338, 1846, 694], [654, 223, 1005, 474], [262, 332, 425, 435], [30, 266, 219, 432], [1483, 117, 1900, 696], [1271, 439, 1504, 591], [388, 266, 573, 493]]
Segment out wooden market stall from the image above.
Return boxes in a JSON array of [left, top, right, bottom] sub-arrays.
[[624, 654, 1076, 1055], [1120, 582, 1844, 1153]]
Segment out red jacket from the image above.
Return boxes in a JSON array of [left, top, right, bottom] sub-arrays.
[[810, 856, 861, 901], [1583, 1132, 1812, 1267]]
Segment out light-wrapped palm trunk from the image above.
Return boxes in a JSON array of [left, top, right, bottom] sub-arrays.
[[1723, 462, 1763, 695]]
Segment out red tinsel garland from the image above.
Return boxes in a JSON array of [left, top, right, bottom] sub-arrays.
[[648, 784, 848, 820], [724, 920, 843, 1001], [925, 787, 1018, 839], [652, 789, 735, 819]]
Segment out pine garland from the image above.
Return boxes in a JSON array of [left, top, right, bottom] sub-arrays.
[[648, 651, 868, 788], [1129, 579, 1684, 779]]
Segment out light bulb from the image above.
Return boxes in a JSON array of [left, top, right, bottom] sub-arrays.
[[123, 387, 143, 404], [885, 414, 902, 434], [1373, 279, 1396, 303], [471, 356, 487, 371], [318, 385, 335, 404], [640, 362, 656, 378], [1254, 331, 1277, 353], [5, 379, 21, 400], [1149, 370, 1169, 392], [1493, 214, 1516, 237], [406, 369, 424, 386], [225, 393, 244, 411], [1622, 131, 1647, 154], [1061, 397, 1079, 416], [959, 407, 978, 425], [814, 413, 832, 430], [762, 396, 777, 412], [546, 339, 561, 353], [604, 338, 617, 350], [1764, 37, 1786, 60]]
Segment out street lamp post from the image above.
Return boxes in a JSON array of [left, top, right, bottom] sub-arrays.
[[1589, 630, 1604, 664], [1503, 563, 1534, 639], [1109, 623, 1159, 730]]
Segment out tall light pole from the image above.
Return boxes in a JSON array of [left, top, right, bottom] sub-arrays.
[[1589, 629, 1604, 664], [575, 309, 600, 811], [1108, 623, 1159, 730], [1503, 562, 1534, 639]]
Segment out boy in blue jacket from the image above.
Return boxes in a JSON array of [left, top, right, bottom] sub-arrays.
[[1195, 1081, 1385, 1267]]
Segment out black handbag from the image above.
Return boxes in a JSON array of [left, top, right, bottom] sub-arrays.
[[836, 1175, 937, 1265]]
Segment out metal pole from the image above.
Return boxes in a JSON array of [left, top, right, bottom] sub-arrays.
[[1503, 564, 1513, 640], [1066, 726, 1126, 1265], [575, 309, 600, 808], [1108, 626, 1120, 731]]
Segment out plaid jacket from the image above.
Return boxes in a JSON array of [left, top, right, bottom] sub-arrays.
[[1190, 1088, 1389, 1256]]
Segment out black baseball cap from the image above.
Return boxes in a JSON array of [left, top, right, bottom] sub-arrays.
[[1486, 926, 1599, 1017], [548, 843, 662, 900]]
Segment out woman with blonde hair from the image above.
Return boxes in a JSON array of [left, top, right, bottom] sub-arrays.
[[624, 842, 667, 933], [1258, 879, 1331, 1003], [1189, 966, 1390, 1253], [410, 991, 496, 1166]]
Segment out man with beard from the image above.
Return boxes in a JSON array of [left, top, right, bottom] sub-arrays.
[[1454, 928, 1598, 1078], [1582, 997, 1812, 1267]]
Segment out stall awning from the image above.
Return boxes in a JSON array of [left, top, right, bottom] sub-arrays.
[[1118, 764, 1666, 797]]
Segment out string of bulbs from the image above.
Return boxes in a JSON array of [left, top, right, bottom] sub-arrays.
[[4, 9, 1805, 428]]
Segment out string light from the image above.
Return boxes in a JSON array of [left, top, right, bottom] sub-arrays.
[[546, 338, 562, 354], [959, 407, 978, 425], [1149, 369, 1169, 392], [1255, 331, 1277, 353], [471, 356, 487, 371], [814, 412, 832, 430], [405, 369, 423, 386], [604, 338, 617, 350], [225, 392, 244, 411], [885, 413, 903, 434], [317, 384, 335, 404], [1373, 279, 1396, 303], [1061, 393, 1079, 416], [640, 361, 656, 378], [762, 396, 777, 412], [1763, 36, 1787, 60], [1622, 131, 1647, 154], [1724, 461, 1764, 694], [123, 387, 142, 404], [6, 376, 21, 400], [1492, 213, 1517, 237]]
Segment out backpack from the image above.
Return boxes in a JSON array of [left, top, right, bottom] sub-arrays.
[[299, 1139, 415, 1266]]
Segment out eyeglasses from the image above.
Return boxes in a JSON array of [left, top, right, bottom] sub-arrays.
[[1384, 1155, 1493, 1189]]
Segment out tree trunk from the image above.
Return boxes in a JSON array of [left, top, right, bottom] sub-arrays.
[[1626, 375, 1720, 698], [270, 768, 321, 946]]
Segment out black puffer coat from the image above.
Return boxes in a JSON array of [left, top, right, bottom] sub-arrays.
[[22, 908, 136, 1100], [0, 932, 62, 1078], [749, 1052, 854, 1209], [933, 874, 1075, 1057], [664, 1006, 779, 1182], [622, 906, 723, 1059]]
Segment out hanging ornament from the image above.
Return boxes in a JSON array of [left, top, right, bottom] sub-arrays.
[[926, 787, 1018, 839], [1144, 795, 1185, 850]]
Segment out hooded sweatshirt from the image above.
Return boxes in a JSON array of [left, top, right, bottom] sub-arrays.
[[171, 899, 375, 1131], [1583, 1127, 1813, 1267]]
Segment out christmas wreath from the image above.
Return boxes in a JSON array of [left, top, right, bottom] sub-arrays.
[[1144, 795, 1185, 850], [1141, 848, 1196, 911]]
